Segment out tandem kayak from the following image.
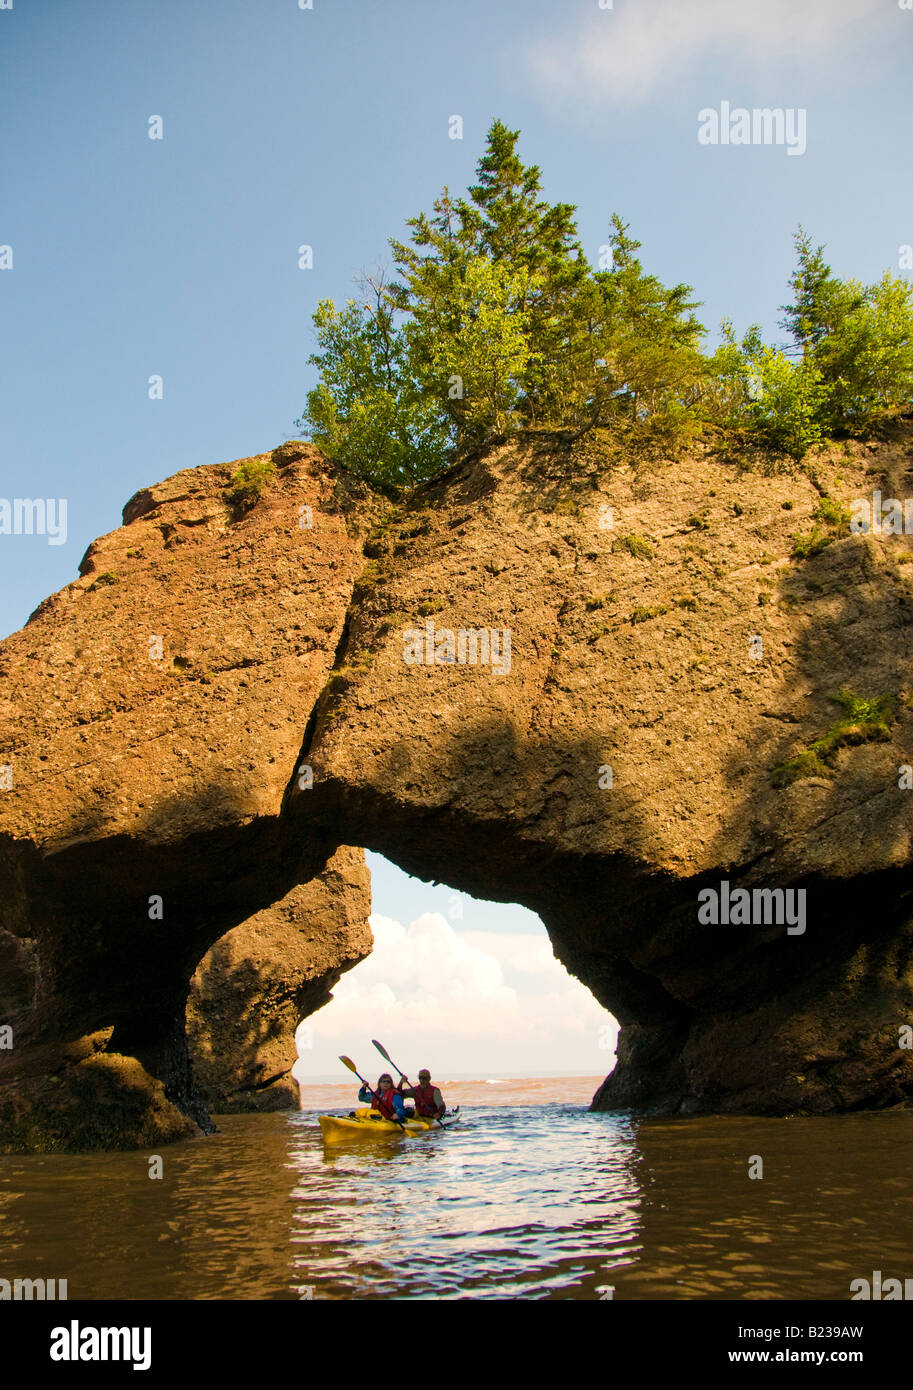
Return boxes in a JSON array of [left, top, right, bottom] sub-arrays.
[[318, 1106, 460, 1142]]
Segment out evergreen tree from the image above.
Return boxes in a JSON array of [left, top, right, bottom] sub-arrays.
[[465, 120, 592, 424], [405, 254, 539, 451], [391, 121, 592, 438], [812, 272, 913, 431], [781, 230, 913, 432], [861, 273, 913, 416], [295, 280, 446, 486], [591, 216, 705, 435], [298, 127, 913, 488], [779, 228, 852, 357], [388, 188, 481, 455]]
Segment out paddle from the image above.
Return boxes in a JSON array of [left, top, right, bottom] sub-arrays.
[[338, 1054, 406, 1131], [371, 1039, 446, 1130]]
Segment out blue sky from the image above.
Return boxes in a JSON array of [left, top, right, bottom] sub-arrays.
[[367, 850, 541, 934], [2, 0, 912, 640]]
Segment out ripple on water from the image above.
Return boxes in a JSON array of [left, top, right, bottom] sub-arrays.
[[0, 1104, 909, 1298]]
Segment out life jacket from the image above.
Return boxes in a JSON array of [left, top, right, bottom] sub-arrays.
[[373, 1086, 399, 1120], [413, 1083, 438, 1117]]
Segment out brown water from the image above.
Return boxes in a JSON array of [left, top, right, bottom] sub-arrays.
[[1, 1077, 910, 1300]]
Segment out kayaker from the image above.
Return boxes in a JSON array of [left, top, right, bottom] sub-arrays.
[[398, 1068, 446, 1119], [358, 1072, 408, 1122]]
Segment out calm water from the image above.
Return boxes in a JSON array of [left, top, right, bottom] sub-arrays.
[[1, 1077, 910, 1300]]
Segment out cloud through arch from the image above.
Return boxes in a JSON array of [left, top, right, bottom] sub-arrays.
[[294, 911, 618, 1078]]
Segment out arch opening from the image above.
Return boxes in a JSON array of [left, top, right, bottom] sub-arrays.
[[292, 851, 620, 1100]]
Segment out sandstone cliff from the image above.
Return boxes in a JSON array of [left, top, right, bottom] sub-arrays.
[[3, 425, 913, 1149], [186, 845, 371, 1111], [294, 425, 913, 1115], [0, 443, 377, 1149]]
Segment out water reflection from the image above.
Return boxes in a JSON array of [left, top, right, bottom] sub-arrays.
[[284, 1105, 641, 1299], [0, 1103, 910, 1299]]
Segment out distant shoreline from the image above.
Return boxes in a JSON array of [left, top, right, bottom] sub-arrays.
[[297, 1071, 606, 1084]]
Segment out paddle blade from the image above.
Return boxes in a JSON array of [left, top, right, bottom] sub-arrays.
[[371, 1039, 393, 1064], [338, 1055, 359, 1075]]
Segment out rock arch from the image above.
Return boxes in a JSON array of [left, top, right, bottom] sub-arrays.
[[3, 432, 913, 1150]]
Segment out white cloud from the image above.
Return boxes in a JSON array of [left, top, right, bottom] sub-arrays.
[[524, 0, 884, 109], [294, 911, 617, 1077]]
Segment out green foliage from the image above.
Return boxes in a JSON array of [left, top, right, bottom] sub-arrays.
[[590, 216, 706, 443], [630, 603, 668, 623], [814, 273, 913, 432], [225, 457, 276, 513], [405, 254, 540, 450], [617, 533, 653, 560], [392, 121, 592, 435], [792, 527, 833, 559], [465, 120, 593, 426], [376, 610, 410, 634], [295, 295, 446, 487], [791, 497, 851, 559], [780, 228, 846, 355], [772, 748, 832, 786], [772, 689, 894, 787], [780, 229, 913, 435], [297, 129, 913, 490], [814, 497, 850, 528], [829, 689, 894, 731], [704, 228, 913, 463], [706, 321, 825, 461], [552, 496, 583, 517]]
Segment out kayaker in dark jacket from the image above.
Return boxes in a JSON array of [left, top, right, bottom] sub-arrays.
[[358, 1073, 408, 1122], [399, 1068, 446, 1119]]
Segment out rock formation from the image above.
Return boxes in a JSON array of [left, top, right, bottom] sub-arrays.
[[186, 846, 371, 1111], [0, 443, 378, 1149], [3, 424, 913, 1149], [295, 426, 913, 1116]]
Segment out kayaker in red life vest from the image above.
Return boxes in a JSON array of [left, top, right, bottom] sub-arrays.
[[358, 1073, 408, 1122], [398, 1069, 446, 1120]]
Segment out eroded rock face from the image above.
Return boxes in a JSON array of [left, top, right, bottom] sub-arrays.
[[291, 426, 913, 1116], [0, 444, 379, 1150], [3, 426, 913, 1150], [186, 846, 371, 1111]]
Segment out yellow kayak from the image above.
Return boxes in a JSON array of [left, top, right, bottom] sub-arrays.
[[318, 1107, 455, 1142]]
